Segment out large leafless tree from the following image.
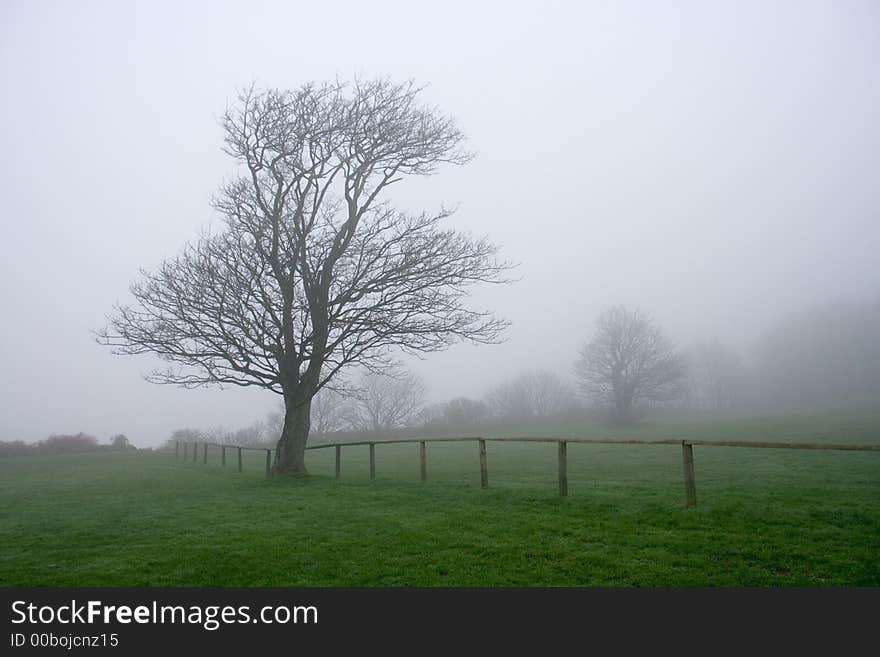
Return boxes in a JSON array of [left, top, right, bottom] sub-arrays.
[[574, 306, 685, 422], [98, 79, 510, 474]]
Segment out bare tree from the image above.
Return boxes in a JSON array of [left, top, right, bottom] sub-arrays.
[[574, 306, 685, 422], [685, 339, 749, 411], [414, 402, 446, 428], [109, 434, 133, 449], [98, 79, 510, 474], [263, 405, 285, 443], [442, 396, 489, 427], [226, 421, 272, 448], [167, 428, 204, 449], [170, 421, 273, 449], [753, 296, 880, 408], [309, 387, 350, 436], [486, 370, 575, 420], [347, 370, 427, 432]]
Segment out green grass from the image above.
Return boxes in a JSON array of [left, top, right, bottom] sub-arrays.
[[1, 410, 879, 586]]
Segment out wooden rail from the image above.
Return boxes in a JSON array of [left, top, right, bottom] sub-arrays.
[[175, 440, 274, 477], [174, 436, 880, 508]]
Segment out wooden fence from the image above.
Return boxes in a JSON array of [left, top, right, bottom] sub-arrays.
[[176, 440, 270, 476], [174, 436, 880, 508]]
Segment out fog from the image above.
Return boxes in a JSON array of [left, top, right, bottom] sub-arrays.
[[2, 1, 878, 447]]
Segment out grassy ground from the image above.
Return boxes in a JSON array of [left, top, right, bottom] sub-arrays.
[[1, 410, 878, 586]]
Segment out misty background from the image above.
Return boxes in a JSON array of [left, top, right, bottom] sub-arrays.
[[2, 0, 878, 447]]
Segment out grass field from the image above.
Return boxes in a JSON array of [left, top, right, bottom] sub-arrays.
[[2, 410, 879, 586]]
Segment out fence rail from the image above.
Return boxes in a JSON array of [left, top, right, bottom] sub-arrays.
[[175, 440, 275, 476], [174, 436, 880, 508]]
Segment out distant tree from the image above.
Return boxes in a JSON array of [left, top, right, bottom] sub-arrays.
[[685, 340, 751, 411], [574, 306, 685, 422], [442, 397, 489, 427], [110, 434, 134, 449], [40, 433, 100, 453], [414, 402, 446, 427], [309, 387, 352, 436], [168, 423, 273, 449], [486, 370, 575, 420], [98, 78, 510, 475], [526, 370, 576, 417], [166, 428, 204, 449], [225, 422, 272, 447], [753, 297, 880, 407], [348, 371, 427, 432], [0, 440, 32, 457], [263, 406, 285, 444]]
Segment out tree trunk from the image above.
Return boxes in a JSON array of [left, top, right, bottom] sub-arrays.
[[613, 390, 633, 424], [274, 397, 312, 475]]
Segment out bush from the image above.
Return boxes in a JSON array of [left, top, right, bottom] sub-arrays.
[[0, 433, 108, 457], [39, 433, 100, 453]]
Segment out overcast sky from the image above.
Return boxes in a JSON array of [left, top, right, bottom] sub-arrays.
[[2, 0, 878, 446]]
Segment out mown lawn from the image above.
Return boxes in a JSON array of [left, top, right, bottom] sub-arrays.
[[1, 411, 879, 586]]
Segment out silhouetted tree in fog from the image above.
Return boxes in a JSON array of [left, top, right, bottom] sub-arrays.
[[165, 428, 204, 450], [442, 397, 489, 426], [486, 370, 575, 420], [347, 371, 427, 432], [685, 339, 750, 410], [574, 306, 685, 422], [110, 434, 134, 449], [753, 297, 880, 408], [309, 387, 351, 435], [98, 78, 511, 474]]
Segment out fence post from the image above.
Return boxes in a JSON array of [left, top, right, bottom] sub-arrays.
[[237, 447, 242, 473], [264, 449, 271, 477], [175, 440, 179, 461], [682, 442, 697, 509], [221, 445, 226, 467], [183, 441, 188, 461], [558, 441, 568, 497], [193, 441, 198, 462], [335, 445, 342, 480], [203, 442, 208, 464], [369, 443, 375, 480], [420, 441, 427, 483], [478, 439, 488, 489]]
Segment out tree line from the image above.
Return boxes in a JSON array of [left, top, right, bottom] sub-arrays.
[[163, 292, 880, 445], [313, 295, 880, 430], [0, 433, 135, 457]]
